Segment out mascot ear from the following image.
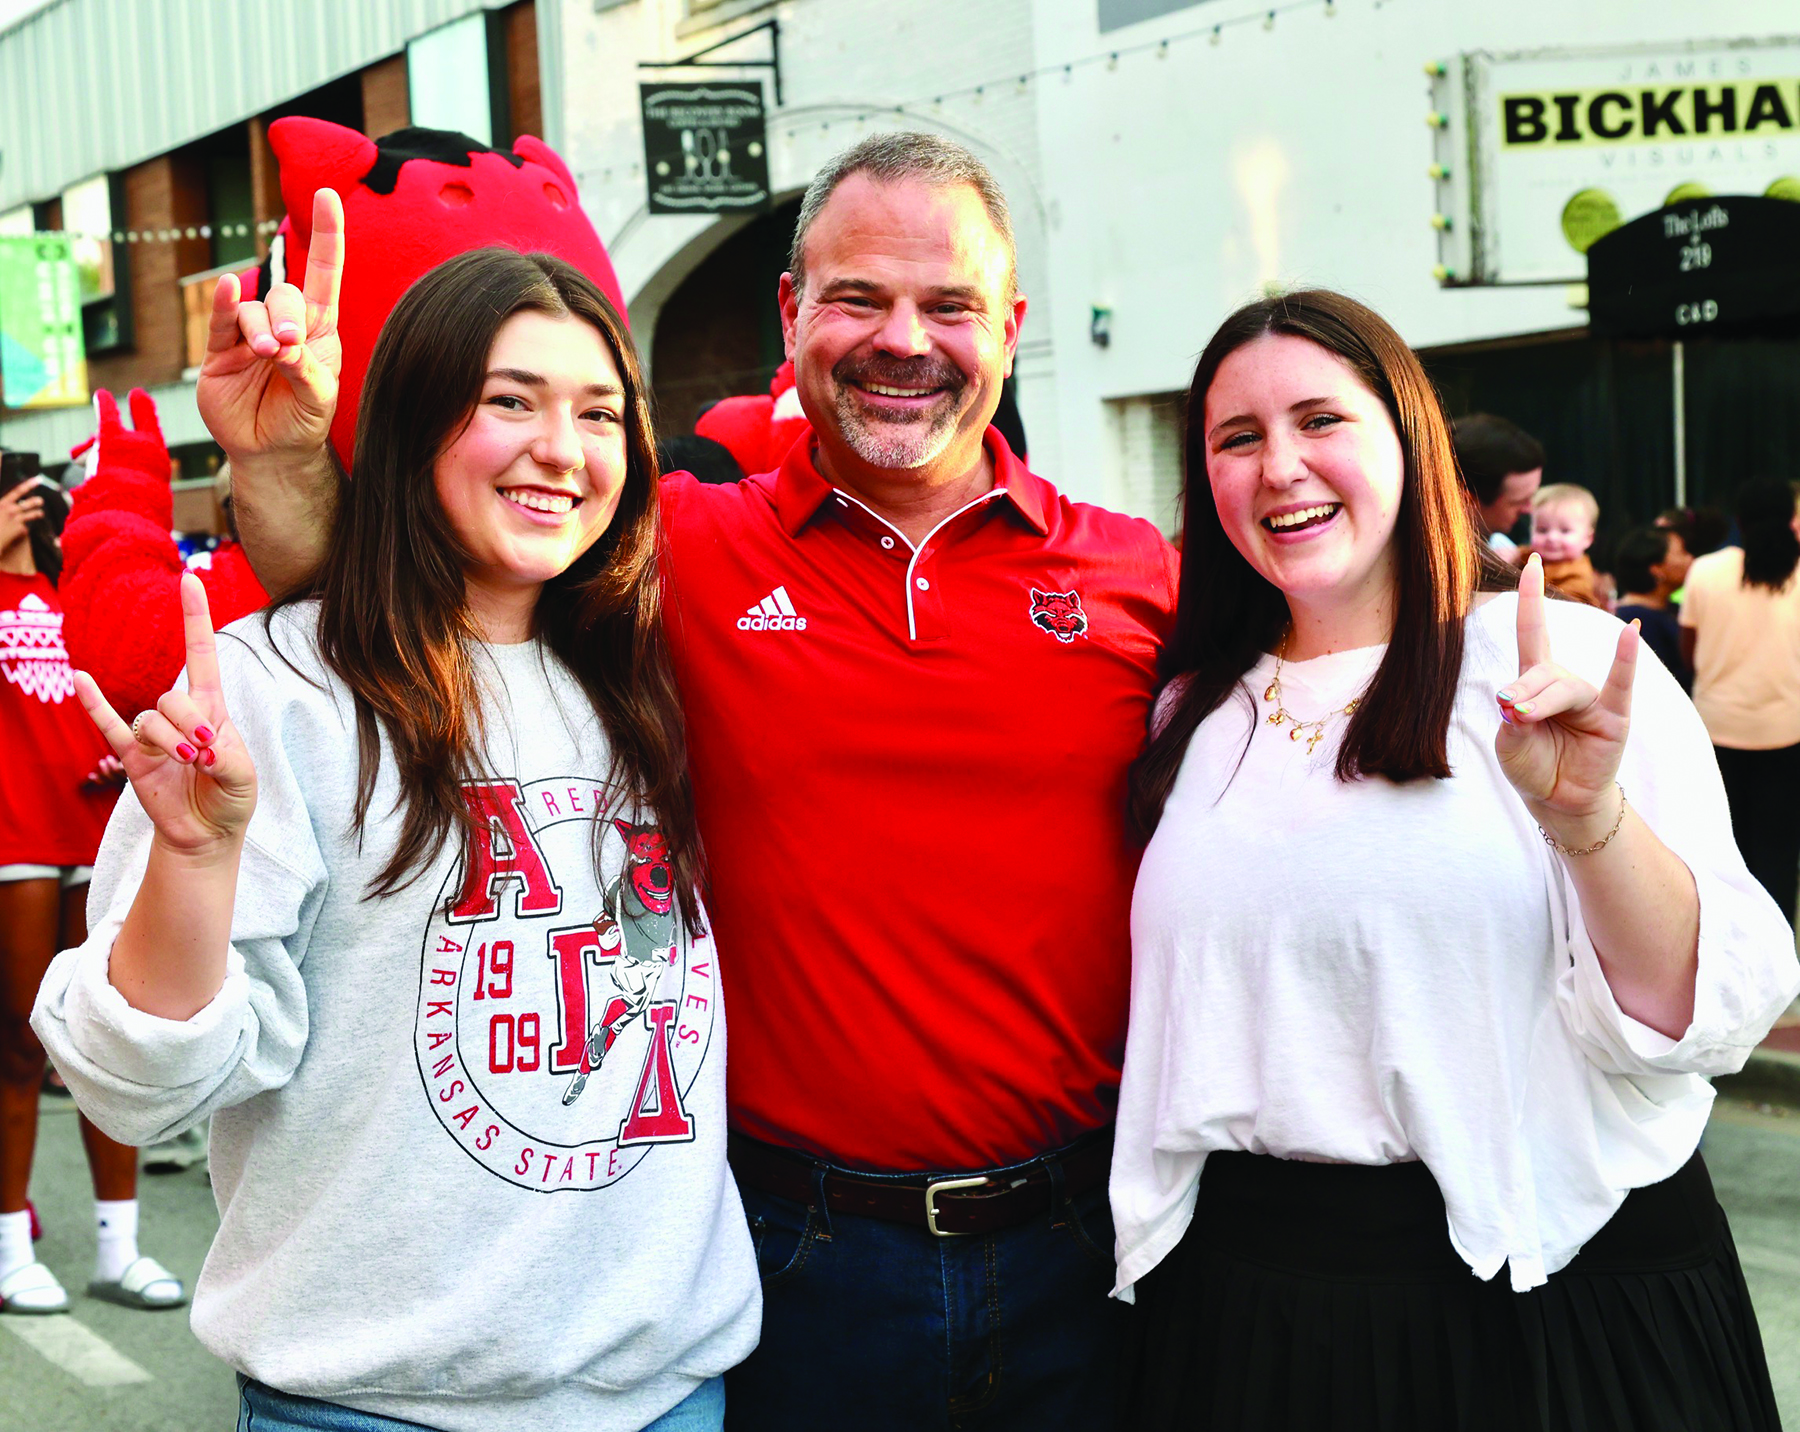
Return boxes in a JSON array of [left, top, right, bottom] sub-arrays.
[[513, 134, 579, 193], [269, 117, 378, 243], [613, 816, 635, 840]]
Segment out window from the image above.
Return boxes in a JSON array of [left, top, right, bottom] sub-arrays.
[[59, 173, 131, 353], [194, 127, 257, 269], [407, 13, 509, 148], [1104, 392, 1185, 537]]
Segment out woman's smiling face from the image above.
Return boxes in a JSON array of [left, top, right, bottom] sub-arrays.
[[1203, 333, 1406, 619], [432, 309, 628, 623]]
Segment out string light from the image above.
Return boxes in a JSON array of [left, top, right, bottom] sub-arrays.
[[23, 218, 278, 246]]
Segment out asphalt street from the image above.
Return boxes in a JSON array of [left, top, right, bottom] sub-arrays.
[[2, 1091, 1798, 1431]]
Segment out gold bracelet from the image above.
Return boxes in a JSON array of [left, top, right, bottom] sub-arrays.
[[1538, 785, 1627, 857]]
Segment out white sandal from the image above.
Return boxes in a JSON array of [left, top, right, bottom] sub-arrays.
[[0, 1260, 70, 1314], [88, 1255, 186, 1310]]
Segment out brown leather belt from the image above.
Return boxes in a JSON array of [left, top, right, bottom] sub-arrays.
[[728, 1127, 1114, 1238]]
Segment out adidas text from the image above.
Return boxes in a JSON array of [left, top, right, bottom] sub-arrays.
[[738, 614, 808, 632], [738, 585, 808, 633]]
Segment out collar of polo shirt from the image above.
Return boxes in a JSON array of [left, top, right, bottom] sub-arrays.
[[772, 426, 1050, 541]]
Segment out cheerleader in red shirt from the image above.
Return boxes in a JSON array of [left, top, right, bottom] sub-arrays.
[[0, 469, 183, 1314]]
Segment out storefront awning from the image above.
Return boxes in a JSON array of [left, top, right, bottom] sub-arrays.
[[1587, 196, 1800, 340]]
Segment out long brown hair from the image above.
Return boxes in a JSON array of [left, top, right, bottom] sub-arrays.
[[1129, 289, 1510, 840], [280, 247, 702, 927]]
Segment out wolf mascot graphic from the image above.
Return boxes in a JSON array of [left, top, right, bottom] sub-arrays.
[[562, 821, 680, 1106]]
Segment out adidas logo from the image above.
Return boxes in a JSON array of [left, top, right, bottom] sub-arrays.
[[736, 585, 808, 632]]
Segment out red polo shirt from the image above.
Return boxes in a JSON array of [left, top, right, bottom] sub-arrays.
[[662, 429, 1177, 1171]]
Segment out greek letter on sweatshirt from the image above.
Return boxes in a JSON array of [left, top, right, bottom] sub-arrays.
[[34, 604, 759, 1432]]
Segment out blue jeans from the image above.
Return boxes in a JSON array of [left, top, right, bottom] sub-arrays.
[[725, 1168, 1128, 1430], [236, 1374, 725, 1431]]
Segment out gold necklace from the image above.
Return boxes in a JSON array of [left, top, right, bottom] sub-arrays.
[[1262, 639, 1362, 755]]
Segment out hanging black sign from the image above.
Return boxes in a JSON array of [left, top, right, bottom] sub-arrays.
[[1587, 196, 1800, 339], [640, 82, 771, 215]]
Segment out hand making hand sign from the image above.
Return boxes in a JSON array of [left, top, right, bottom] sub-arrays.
[[1494, 553, 1641, 849], [196, 188, 345, 466], [73, 573, 256, 857]]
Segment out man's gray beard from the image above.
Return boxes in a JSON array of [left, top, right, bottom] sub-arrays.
[[832, 389, 962, 470]]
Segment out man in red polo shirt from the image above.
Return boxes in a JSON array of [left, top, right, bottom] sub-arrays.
[[200, 134, 1176, 1430]]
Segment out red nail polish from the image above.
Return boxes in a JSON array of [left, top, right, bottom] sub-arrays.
[[202, 749, 217, 768], [177, 742, 197, 761], [194, 725, 215, 744]]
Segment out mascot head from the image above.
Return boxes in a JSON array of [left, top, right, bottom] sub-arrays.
[[261, 119, 625, 467]]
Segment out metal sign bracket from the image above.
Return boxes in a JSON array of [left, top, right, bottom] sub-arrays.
[[639, 18, 783, 109]]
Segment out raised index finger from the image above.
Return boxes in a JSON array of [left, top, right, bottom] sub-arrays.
[[179, 571, 224, 698], [207, 270, 245, 354], [302, 188, 345, 321], [1516, 553, 1551, 674]]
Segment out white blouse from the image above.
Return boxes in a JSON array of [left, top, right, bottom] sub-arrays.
[[1112, 594, 1800, 1296]]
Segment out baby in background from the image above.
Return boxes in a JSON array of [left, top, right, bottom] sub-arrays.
[[1526, 483, 1608, 608]]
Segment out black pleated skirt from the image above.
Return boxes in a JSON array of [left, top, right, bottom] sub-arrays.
[[1121, 1150, 1781, 1432]]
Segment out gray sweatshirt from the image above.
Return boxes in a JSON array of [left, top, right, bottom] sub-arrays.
[[33, 605, 759, 1432]]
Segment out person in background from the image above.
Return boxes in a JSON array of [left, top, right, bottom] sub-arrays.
[[1614, 526, 1692, 691], [1679, 478, 1800, 924], [1666, 506, 1731, 562], [1524, 482, 1606, 608], [1654, 509, 1697, 585], [0, 469, 185, 1316], [1451, 412, 1543, 553], [656, 434, 746, 487]]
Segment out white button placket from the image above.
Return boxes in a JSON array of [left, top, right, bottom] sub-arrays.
[[829, 488, 1003, 640]]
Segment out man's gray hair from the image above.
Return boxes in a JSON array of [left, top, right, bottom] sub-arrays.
[[788, 132, 1018, 302]]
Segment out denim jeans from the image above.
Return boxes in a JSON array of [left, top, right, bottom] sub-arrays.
[[724, 1165, 1128, 1430], [236, 1373, 725, 1431]]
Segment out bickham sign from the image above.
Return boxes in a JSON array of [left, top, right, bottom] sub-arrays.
[[1430, 41, 1800, 285]]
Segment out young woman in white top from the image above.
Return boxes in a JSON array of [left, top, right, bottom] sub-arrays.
[[1113, 289, 1798, 1431], [33, 216, 757, 1430], [1678, 476, 1800, 923]]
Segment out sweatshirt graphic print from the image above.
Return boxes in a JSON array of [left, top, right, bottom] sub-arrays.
[[421, 791, 714, 1189]]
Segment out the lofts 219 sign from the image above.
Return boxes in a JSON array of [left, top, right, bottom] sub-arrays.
[[1428, 39, 1800, 285]]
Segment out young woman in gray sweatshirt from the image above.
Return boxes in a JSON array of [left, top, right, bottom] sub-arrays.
[[34, 232, 758, 1432]]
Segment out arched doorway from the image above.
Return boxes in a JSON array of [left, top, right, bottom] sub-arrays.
[[649, 197, 801, 436]]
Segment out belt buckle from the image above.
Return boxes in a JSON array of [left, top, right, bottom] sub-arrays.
[[924, 1175, 989, 1237]]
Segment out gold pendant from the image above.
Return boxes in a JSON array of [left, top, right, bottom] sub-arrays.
[[1306, 729, 1325, 755], [1289, 725, 1303, 742], [1267, 710, 1285, 726], [1263, 681, 1279, 702]]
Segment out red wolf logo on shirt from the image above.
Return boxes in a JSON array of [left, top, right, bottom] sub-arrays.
[[562, 819, 679, 1107], [1029, 588, 1088, 643]]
